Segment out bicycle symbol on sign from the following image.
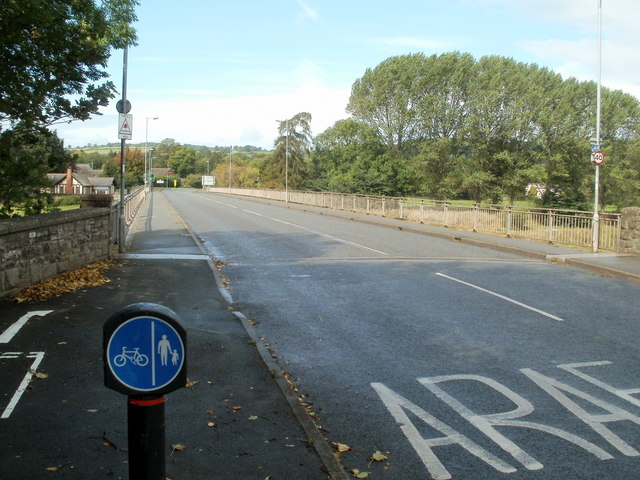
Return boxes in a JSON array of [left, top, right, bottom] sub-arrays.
[[113, 346, 149, 367]]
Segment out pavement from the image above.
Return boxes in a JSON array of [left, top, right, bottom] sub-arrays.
[[2, 190, 638, 480], [282, 198, 640, 283]]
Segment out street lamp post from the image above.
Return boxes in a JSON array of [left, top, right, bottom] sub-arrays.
[[592, 0, 603, 253], [228, 146, 233, 192], [145, 116, 159, 187], [276, 119, 289, 202]]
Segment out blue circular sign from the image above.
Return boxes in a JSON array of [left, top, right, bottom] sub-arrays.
[[105, 311, 185, 393]]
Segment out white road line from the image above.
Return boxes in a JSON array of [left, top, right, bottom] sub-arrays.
[[243, 209, 390, 256], [1, 351, 45, 419], [435, 273, 564, 322], [0, 311, 54, 344]]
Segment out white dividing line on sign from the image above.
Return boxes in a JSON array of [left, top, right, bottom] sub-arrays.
[[243, 209, 390, 256], [435, 273, 564, 322], [0, 311, 53, 344], [1, 351, 45, 419]]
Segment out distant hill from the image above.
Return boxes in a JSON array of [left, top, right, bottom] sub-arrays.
[[68, 143, 270, 153]]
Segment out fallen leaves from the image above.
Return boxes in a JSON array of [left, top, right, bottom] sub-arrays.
[[12, 259, 115, 303], [351, 468, 370, 478], [170, 443, 186, 455], [185, 378, 199, 388], [29, 369, 48, 379], [370, 450, 388, 463], [336, 445, 390, 478], [333, 442, 351, 453]]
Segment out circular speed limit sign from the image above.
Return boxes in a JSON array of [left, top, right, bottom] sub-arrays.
[[593, 151, 605, 165]]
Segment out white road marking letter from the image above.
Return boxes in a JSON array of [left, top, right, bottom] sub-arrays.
[[522, 368, 640, 456], [559, 361, 640, 408], [371, 382, 516, 480], [420, 375, 612, 470], [0, 310, 54, 344], [1, 351, 45, 419]]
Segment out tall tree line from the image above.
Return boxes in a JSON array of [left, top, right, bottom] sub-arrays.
[[306, 52, 640, 209]]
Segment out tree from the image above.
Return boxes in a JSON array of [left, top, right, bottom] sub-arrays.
[[312, 119, 387, 193], [268, 112, 313, 189], [0, 0, 139, 127], [168, 145, 198, 177], [0, 125, 67, 217], [0, 0, 139, 216], [347, 54, 427, 153]]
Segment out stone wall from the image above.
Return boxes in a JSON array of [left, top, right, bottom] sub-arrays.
[[620, 207, 640, 254], [0, 208, 113, 299]]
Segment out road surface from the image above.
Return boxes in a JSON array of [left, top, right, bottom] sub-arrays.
[[166, 190, 640, 480]]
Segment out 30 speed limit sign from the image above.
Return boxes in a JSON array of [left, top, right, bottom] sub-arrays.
[[592, 151, 605, 165]]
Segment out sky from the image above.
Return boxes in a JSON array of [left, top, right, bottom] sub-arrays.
[[55, 0, 640, 150]]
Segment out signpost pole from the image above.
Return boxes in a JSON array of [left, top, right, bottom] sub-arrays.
[[128, 396, 166, 480], [119, 46, 129, 254]]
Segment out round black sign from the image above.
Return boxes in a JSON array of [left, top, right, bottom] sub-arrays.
[[116, 99, 132, 114]]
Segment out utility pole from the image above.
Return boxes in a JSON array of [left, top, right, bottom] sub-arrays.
[[119, 46, 129, 254], [592, 0, 603, 253]]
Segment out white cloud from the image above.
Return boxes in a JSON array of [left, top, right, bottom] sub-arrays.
[[56, 61, 350, 149], [370, 36, 450, 51], [296, 0, 319, 22]]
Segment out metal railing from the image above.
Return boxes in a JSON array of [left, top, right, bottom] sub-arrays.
[[111, 186, 149, 246], [210, 188, 621, 251]]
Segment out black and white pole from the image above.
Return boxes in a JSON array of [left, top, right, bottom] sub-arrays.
[[104, 303, 187, 480]]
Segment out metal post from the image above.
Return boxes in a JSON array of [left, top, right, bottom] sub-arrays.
[[118, 46, 128, 254], [128, 396, 166, 480], [285, 120, 289, 203], [593, 0, 603, 253], [228, 146, 232, 192]]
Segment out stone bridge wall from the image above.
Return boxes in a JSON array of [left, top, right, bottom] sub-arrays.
[[620, 207, 640, 254], [0, 207, 113, 299]]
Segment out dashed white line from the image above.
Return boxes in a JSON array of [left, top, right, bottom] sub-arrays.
[[243, 209, 390, 256], [435, 273, 564, 322]]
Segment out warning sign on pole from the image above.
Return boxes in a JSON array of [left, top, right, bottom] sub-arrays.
[[118, 114, 133, 140]]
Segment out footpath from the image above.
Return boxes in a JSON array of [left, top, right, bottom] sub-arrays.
[[283, 198, 640, 283]]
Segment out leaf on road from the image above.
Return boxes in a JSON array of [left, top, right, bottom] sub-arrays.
[[334, 442, 351, 453], [45, 466, 59, 472], [351, 468, 370, 478], [207, 421, 216, 427], [30, 369, 48, 379], [185, 378, 199, 388], [170, 443, 186, 455], [370, 450, 388, 462]]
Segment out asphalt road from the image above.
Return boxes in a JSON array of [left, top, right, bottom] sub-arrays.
[[166, 190, 640, 480]]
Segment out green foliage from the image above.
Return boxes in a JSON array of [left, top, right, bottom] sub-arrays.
[[184, 174, 203, 189], [264, 113, 313, 189], [337, 52, 640, 208], [53, 195, 81, 207], [0, 125, 68, 217], [0, 0, 139, 127], [0, 0, 138, 216]]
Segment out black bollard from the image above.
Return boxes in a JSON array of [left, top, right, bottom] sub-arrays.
[[104, 303, 187, 480], [128, 396, 166, 480]]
